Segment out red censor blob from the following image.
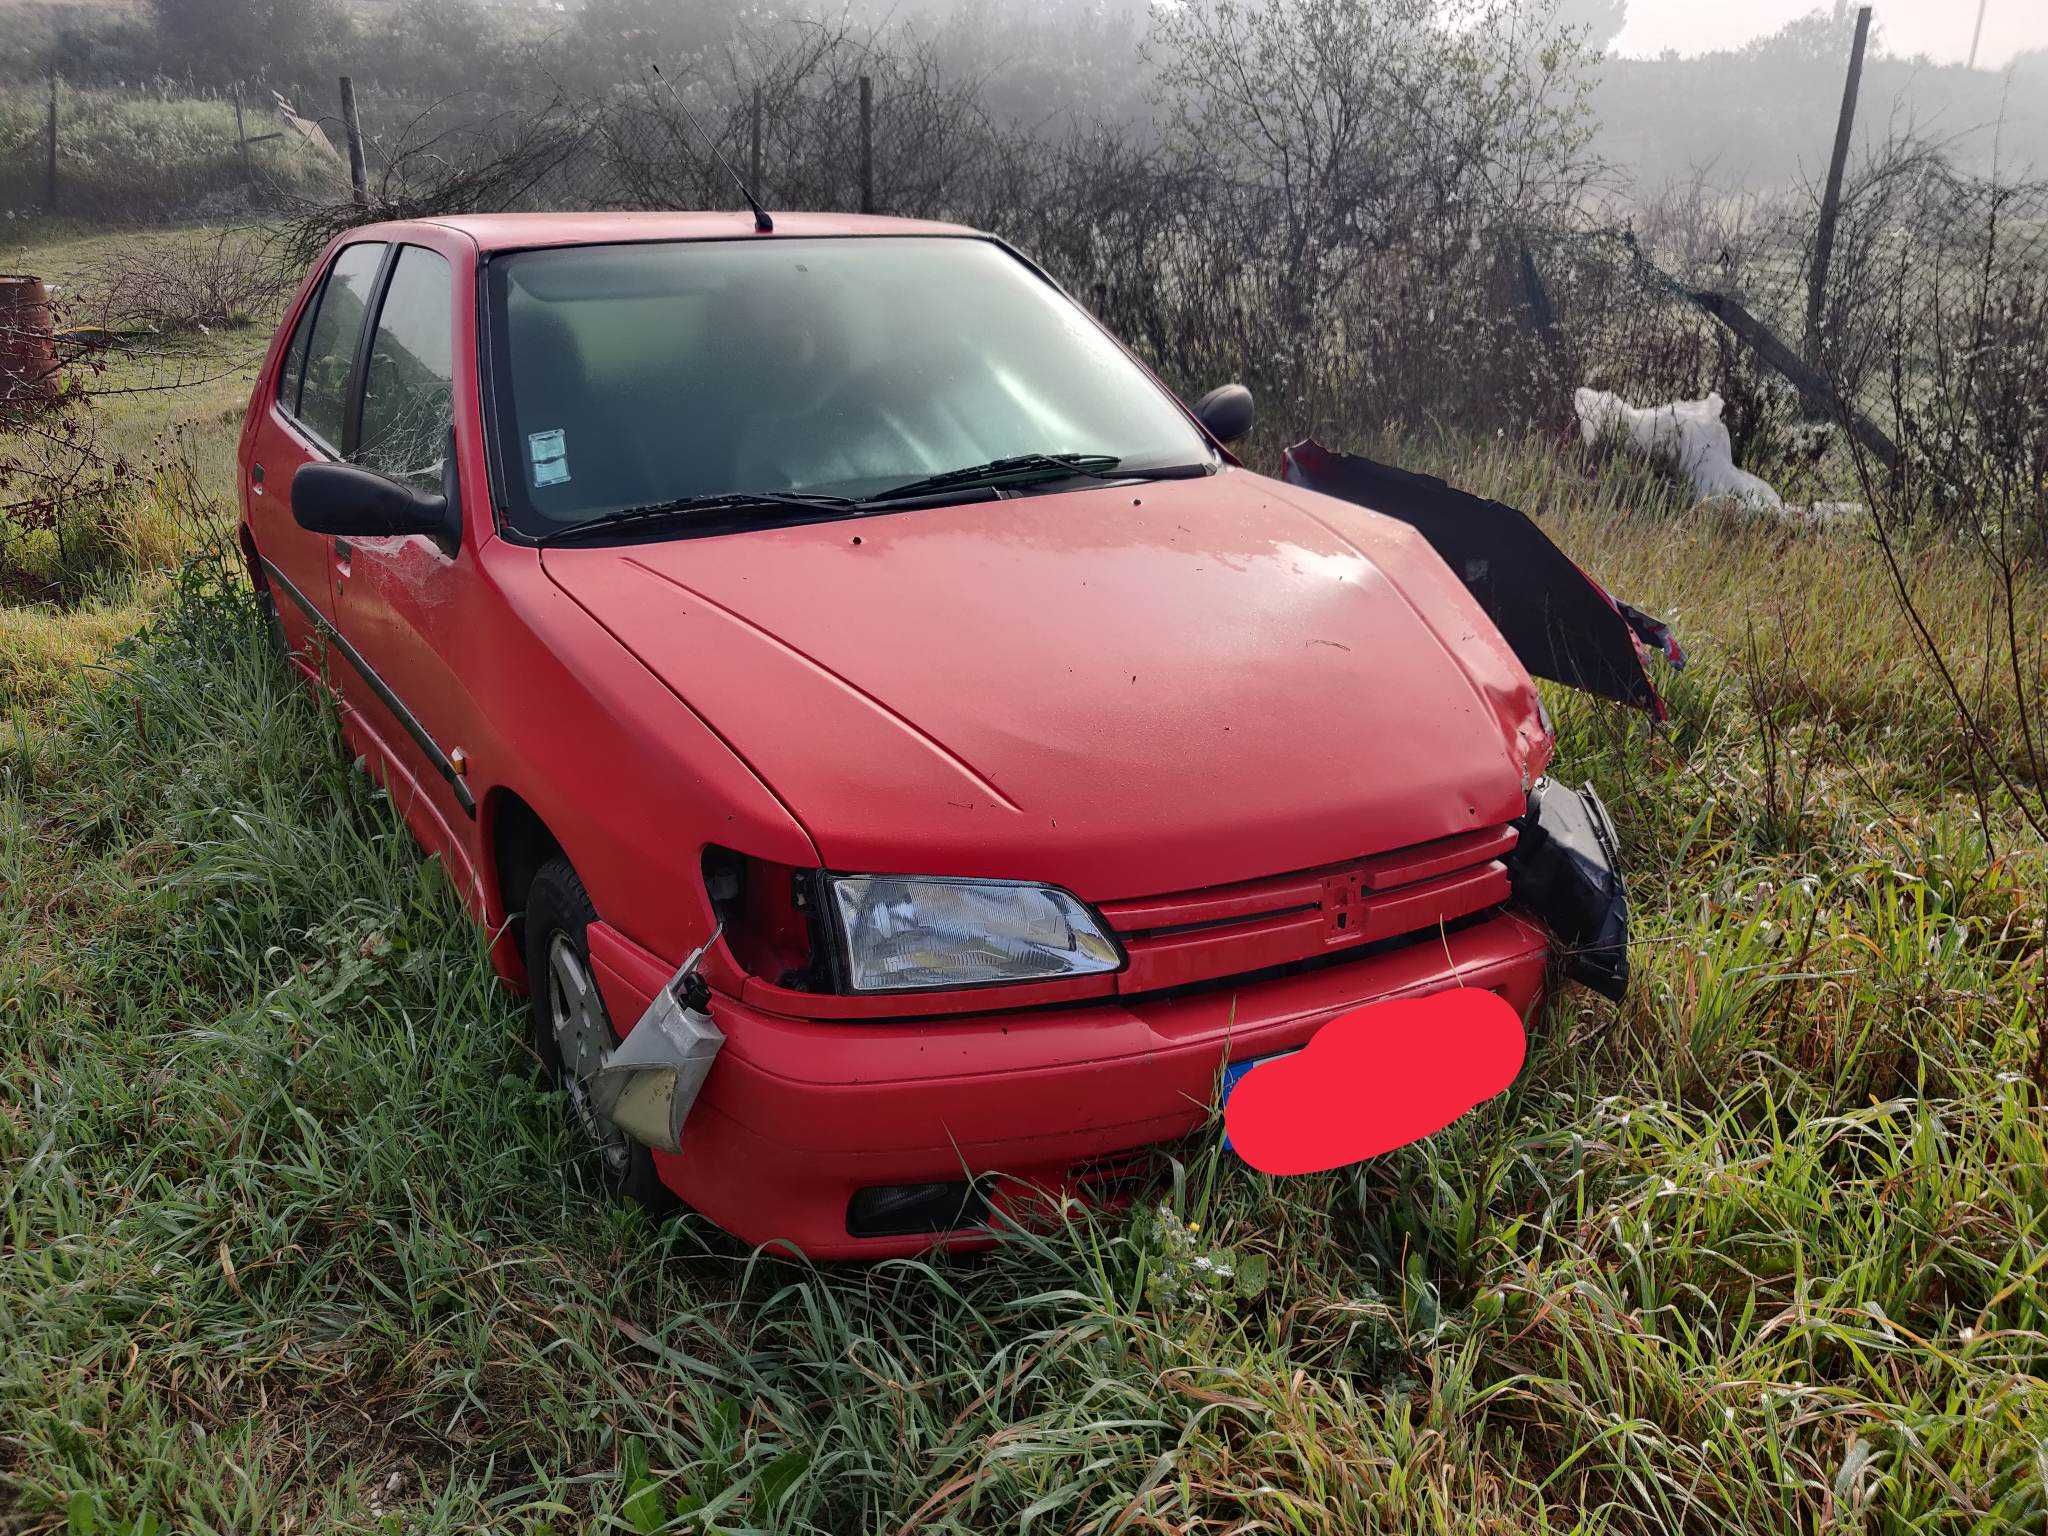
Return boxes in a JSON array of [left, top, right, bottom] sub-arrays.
[[1222, 989, 1527, 1176]]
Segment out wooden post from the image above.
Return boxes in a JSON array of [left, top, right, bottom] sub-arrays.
[[232, 83, 251, 178], [338, 74, 368, 209], [44, 74, 58, 213], [858, 75, 873, 214], [750, 84, 763, 199], [1687, 286, 1898, 470], [1805, 5, 1871, 368]]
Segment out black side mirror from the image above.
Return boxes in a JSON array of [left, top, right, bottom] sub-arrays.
[[1192, 383, 1255, 444], [292, 462, 457, 553]]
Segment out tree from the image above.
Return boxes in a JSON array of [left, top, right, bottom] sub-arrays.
[[1545, 0, 1627, 55], [1148, 0, 1598, 316]]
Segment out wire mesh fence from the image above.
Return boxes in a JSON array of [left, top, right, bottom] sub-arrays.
[[14, 32, 2044, 542]]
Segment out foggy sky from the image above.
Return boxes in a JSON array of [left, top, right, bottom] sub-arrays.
[[1613, 0, 2045, 69]]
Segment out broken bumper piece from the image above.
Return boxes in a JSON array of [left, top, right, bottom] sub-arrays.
[[1280, 439, 1683, 717], [591, 963, 725, 1153], [1510, 779, 1630, 1001]]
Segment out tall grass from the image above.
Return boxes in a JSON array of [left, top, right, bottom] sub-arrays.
[[3, 430, 2043, 1529], [0, 85, 336, 220]]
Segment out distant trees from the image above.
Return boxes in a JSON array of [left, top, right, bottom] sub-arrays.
[[149, 0, 350, 86], [1545, 0, 1627, 56], [1148, 0, 1598, 305]]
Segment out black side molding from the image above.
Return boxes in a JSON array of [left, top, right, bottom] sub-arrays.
[[1281, 439, 1681, 718], [1510, 779, 1629, 1002], [261, 557, 476, 817]]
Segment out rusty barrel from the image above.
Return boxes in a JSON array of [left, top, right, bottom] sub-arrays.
[[0, 273, 61, 421]]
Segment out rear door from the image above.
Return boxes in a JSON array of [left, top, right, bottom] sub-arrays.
[[245, 240, 388, 662]]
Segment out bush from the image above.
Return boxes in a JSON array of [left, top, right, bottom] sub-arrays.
[[85, 226, 290, 333]]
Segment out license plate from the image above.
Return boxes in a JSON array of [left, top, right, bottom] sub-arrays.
[[1220, 1046, 1302, 1151]]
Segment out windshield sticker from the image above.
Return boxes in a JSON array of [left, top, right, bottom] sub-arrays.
[[528, 429, 570, 488]]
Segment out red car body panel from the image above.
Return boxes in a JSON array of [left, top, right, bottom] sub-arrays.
[[539, 464, 1549, 901], [238, 212, 1568, 1258]]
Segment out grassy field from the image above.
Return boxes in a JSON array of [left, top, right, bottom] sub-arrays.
[[3, 219, 2046, 1533], [0, 223, 267, 732], [0, 84, 337, 222]]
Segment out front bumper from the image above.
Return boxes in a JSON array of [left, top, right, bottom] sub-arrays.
[[588, 906, 1556, 1259]]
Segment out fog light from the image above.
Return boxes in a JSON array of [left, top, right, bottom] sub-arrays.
[[846, 1181, 990, 1238]]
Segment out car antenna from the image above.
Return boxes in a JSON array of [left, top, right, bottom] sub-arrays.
[[648, 63, 773, 233]]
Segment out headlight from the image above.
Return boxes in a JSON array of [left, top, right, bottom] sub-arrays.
[[827, 875, 1121, 992]]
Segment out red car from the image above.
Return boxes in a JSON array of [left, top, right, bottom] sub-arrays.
[[238, 212, 1639, 1258]]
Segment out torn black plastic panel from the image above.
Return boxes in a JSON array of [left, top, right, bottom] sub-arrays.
[[1509, 779, 1629, 1002], [1281, 440, 1681, 717]]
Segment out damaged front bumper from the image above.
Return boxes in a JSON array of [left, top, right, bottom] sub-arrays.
[[591, 935, 725, 1153], [1509, 778, 1629, 1001]]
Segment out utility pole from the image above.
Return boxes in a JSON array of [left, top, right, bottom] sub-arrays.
[[338, 74, 368, 209], [1805, 5, 1871, 370], [1968, 0, 1989, 69]]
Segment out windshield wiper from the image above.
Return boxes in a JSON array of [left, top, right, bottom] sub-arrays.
[[532, 490, 862, 547], [866, 452, 1124, 504]]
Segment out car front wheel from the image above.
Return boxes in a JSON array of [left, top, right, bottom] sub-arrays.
[[524, 856, 674, 1213]]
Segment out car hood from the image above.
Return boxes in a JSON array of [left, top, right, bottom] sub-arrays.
[[539, 467, 1548, 901]]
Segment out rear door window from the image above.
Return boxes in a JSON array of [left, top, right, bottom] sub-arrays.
[[356, 246, 455, 492], [293, 241, 387, 451], [274, 287, 319, 414]]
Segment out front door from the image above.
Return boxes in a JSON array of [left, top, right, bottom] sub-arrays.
[[322, 242, 485, 905]]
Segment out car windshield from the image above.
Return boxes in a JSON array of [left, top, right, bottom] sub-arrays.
[[484, 236, 1213, 537]]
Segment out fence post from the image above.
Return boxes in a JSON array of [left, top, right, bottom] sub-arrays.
[[858, 75, 874, 214], [232, 83, 251, 179], [1805, 5, 1871, 368], [750, 84, 763, 200], [339, 74, 369, 209], [45, 73, 58, 213]]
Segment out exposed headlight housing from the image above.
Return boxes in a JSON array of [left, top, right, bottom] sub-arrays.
[[827, 874, 1121, 992]]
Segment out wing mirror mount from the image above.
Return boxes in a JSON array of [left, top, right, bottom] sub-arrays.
[[292, 461, 459, 555], [1192, 383, 1255, 445]]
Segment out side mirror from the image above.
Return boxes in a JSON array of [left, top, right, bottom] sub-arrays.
[[1192, 383, 1255, 444], [292, 461, 457, 552]]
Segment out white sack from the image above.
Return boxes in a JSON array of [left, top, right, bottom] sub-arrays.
[[1574, 387, 1785, 511]]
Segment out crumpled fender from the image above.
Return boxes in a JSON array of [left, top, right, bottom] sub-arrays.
[[1510, 779, 1630, 1001], [1281, 440, 1682, 717]]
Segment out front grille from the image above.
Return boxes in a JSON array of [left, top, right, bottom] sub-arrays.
[[1099, 824, 1517, 994]]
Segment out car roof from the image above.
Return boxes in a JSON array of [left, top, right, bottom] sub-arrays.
[[413, 210, 984, 251]]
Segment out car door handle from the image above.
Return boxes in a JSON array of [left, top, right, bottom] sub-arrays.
[[333, 539, 352, 579]]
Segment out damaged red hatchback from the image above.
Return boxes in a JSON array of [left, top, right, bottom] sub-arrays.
[[238, 212, 1644, 1258]]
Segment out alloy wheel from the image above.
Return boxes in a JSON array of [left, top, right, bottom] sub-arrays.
[[545, 932, 630, 1178]]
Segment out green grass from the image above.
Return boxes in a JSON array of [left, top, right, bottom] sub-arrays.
[[0, 85, 337, 221], [3, 225, 2047, 1534], [3, 474, 2044, 1531], [1, 221, 276, 733]]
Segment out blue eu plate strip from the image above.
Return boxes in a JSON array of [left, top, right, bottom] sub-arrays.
[[1220, 1047, 1302, 1152]]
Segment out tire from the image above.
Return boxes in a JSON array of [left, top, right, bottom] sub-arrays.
[[257, 586, 290, 668], [245, 551, 289, 669], [524, 856, 674, 1213]]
